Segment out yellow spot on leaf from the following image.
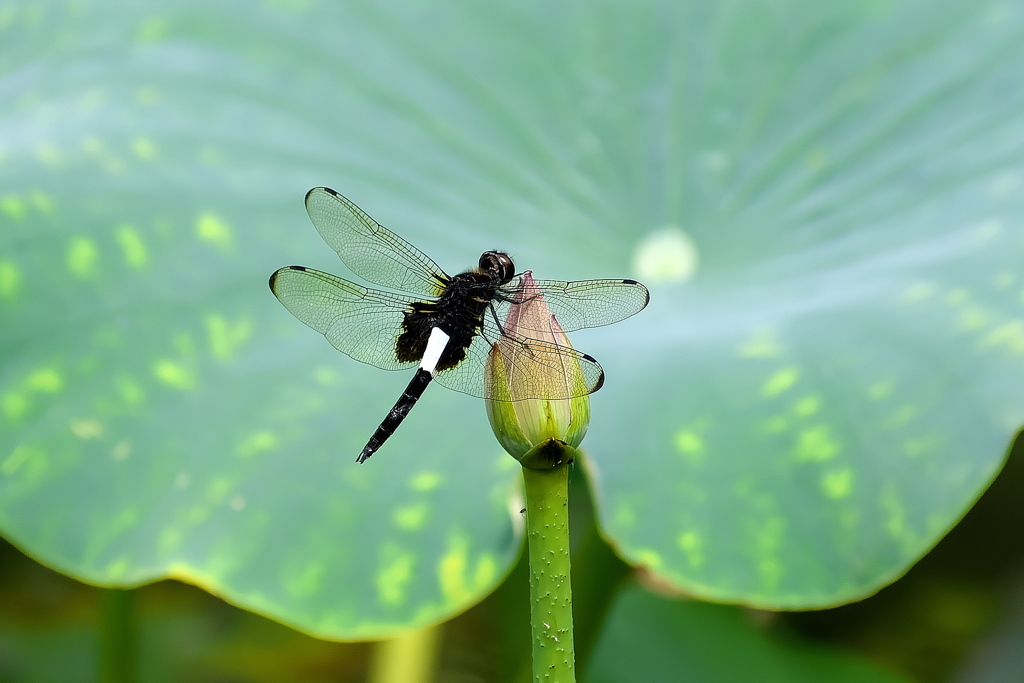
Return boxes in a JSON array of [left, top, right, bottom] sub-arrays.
[[158, 527, 182, 553], [974, 218, 1002, 241], [887, 404, 917, 428], [114, 508, 139, 530], [35, 142, 61, 166], [753, 516, 784, 590], [67, 236, 99, 278], [881, 486, 906, 540], [135, 85, 161, 106], [0, 259, 22, 298], [958, 306, 990, 331], [393, 503, 429, 531], [613, 500, 636, 528], [867, 380, 894, 401], [821, 468, 853, 499], [117, 376, 145, 405], [946, 288, 968, 306], [982, 320, 1024, 354], [901, 282, 934, 303], [198, 146, 226, 166], [672, 430, 704, 458], [205, 477, 232, 503], [115, 225, 149, 268], [804, 146, 827, 171], [759, 559, 783, 590], [105, 558, 130, 579], [30, 190, 53, 214], [763, 415, 788, 434], [994, 271, 1015, 289], [313, 367, 339, 385], [131, 137, 157, 160], [904, 436, 938, 457], [3, 392, 27, 419], [137, 16, 169, 42], [70, 419, 103, 439], [633, 548, 663, 569], [236, 431, 278, 458], [111, 441, 131, 461], [755, 516, 784, 552], [794, 426, 840, 462], [378, 550, 415, 606], [761, 367, 799, 397], [153, 360, 195, 390], [473, 554, 497, 589], [0, 194, 26, 220], [230, 495, 246, 511], [81, 136, 102, 155], [27, 368, 62, 393], [677, 531, 705, 569], [738, 328, 782, 358], [285, 562, 324, 599], [180, 517, 209, 543], [409, 471, 443, 491], [196, 212, 232, 249], [438, 535, 471, 604], [793, 395, 821, 416], [206, 313, 252, 360], [2, 446, 29, 475], [0, 5, 16, 30], [1, 444, 48, 480]]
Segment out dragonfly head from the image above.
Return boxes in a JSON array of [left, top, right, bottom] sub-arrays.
[[479, 251, 515, 284]]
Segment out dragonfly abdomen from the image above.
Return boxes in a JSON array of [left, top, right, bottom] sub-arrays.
[[357, 367, 434, 463]]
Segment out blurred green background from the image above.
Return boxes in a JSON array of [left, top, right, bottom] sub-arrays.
[[3, 0, 1024, 680]]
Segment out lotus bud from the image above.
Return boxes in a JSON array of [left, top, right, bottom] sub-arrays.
[[485, 272, 590, 469]]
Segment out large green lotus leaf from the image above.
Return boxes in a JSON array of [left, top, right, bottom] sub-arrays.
[[2, 0, 1023, 640], [588, 3, 1024, 607], [586, 583, 909, 683]]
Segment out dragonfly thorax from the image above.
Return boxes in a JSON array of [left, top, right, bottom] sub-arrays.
[[396, 267, 504, 372]]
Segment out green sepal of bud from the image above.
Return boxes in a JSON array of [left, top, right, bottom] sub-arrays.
[[485, 388, 590, 463], [484, 385, 533, 460], [518, 438, 578, 470]]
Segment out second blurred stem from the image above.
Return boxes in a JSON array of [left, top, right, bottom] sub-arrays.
[[367, 624, 441, 683], [99, 588, 137, 683]]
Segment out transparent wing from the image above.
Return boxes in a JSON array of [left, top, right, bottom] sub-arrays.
[[304, 187, 449, 297], [497, 277, 650, 333], [431, 276, 645, 399], [269, 265, 417, 371], [432, 325, 605, 401]]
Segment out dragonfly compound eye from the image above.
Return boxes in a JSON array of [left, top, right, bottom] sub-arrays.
[[480, 251, 515, 283]]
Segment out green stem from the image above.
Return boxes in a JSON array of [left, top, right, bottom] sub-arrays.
[[522, 464, 575, 683], [99, 588, 136, 683]]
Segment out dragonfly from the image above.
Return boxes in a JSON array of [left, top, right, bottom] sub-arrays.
[[270, 187, 650, 463]]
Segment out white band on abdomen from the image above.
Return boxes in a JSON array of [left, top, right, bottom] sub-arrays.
[[420, 327, 451, 375]]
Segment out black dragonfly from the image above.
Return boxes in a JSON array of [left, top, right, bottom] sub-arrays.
[[270, 188, 649, 463]]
